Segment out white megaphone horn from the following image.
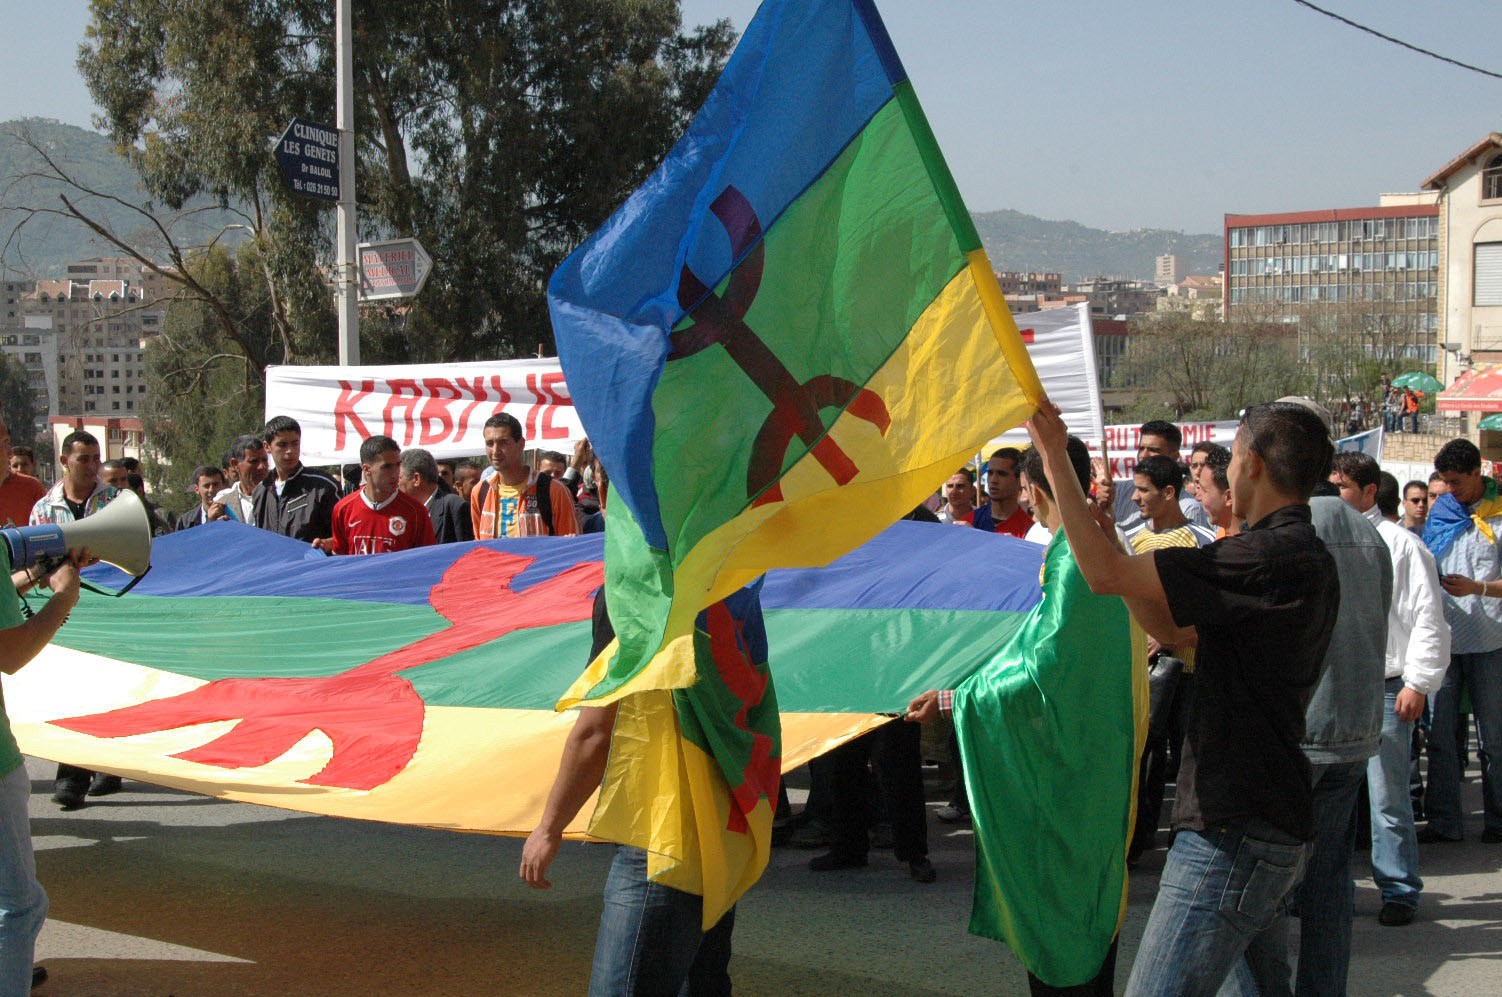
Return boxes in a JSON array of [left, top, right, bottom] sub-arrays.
[[2, 487, 153, 581]]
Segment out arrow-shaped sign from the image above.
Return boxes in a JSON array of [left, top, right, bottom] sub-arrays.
[[357, 238, 433, 302]]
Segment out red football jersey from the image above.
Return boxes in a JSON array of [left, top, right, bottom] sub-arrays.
[[331, 489, 437, 556]]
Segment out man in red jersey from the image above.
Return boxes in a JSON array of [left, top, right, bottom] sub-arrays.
[[329, 435, 436, 556]]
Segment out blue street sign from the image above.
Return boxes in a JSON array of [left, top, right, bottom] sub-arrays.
[[274, 118, 340, 202]]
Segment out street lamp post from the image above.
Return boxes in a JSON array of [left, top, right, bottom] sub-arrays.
[[335, 0, 359, 365]]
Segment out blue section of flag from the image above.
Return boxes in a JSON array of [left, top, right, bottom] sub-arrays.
[[549, 0, 898, 550], [85, 521, 1042, 614]]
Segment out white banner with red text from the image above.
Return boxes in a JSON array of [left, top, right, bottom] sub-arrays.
[[264, 358, 582, 463]]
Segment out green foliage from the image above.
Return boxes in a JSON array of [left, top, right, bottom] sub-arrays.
[[77, 0, 734, 365], [1118, 311, 1305, 420], [0, 355, 38, 443], [141, 245, 271, 501]]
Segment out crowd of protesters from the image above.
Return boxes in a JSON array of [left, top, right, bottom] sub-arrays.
[[6, 398, 1500, 995]]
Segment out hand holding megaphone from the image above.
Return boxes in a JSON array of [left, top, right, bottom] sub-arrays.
[[2, 489, 153, 585]]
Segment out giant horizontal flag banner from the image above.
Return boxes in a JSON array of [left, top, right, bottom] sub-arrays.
[[7, 521, 1043, 837], [547, 0, 1042, 920]]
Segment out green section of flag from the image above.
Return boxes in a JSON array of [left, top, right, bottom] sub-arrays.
[[654, 95, 968, 557], [952, 535, 1138, 988], [50, 594, 442, 681], [891, 81, 981, 253], [45, 589, 1030, 716]]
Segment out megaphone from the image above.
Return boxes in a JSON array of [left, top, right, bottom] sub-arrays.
[[2, 487, 153, 579]]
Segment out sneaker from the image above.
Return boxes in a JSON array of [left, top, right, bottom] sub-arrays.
[[1378, 902, 1416, 927], [908, 857, 936, 883], [935, 805, 970, 823], [808, 851, 867, 872], [88, 774, 123, 797]]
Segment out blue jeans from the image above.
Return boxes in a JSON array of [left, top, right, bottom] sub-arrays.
[[1427, 647, 1502, 839], [0, 766, 46, 997], [1123, 819, 1309, 997], [589, 846, 734, 997], [1368, 679, 1421, 907], [1293, 761, 1367, 997]]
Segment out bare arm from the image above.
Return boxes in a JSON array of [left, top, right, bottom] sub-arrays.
[[519, 703, 618, 889], [1026, 403, 1181, 641], [3, 554, 83, 675]]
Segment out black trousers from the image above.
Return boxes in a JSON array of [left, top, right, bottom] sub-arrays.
[[824, 720, 928, 862]]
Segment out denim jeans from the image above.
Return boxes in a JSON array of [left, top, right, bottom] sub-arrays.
[[1369, 679, 1422, 907], [0, 766, 46, 997], [589, 846, 734, 997], [1123, 819, 1309, 997], [1427, 647, 1502, 839], [1292, 761, 1367, 997]]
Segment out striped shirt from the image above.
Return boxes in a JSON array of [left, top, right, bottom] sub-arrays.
[[1127, 519, 1216, 669]]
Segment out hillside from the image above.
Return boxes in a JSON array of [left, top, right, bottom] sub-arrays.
[[0, 118, 237, 279], [973, 208, 1223, 281], [1, 119, 1223, 284]]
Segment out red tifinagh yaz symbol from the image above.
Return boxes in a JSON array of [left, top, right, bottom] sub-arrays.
[[701, 602, 779, 835], [51, 549, 602, 791], [672, 186, 890, 507]]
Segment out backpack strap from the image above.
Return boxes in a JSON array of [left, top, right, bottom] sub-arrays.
[[535, 472, 554, 536], [475, 479, 492, 536]]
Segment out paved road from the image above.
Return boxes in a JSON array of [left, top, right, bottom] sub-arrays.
[[23, 756, 1502, 995]]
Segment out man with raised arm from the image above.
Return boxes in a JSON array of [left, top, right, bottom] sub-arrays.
[[1027, 399, 1339, 997]]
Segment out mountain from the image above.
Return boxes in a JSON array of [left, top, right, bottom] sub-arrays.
[[1, 119, 1222, 285], [972, 208, 1223, 282], [0, 118, 237, 280]]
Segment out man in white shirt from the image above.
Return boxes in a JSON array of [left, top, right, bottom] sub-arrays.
[[1329, 452, 1449, 926]]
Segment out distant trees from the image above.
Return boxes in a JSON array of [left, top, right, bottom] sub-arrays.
[[1117, 310, 1303, 421], [50, 0, 733, 473], [0, 355, 37, 444]]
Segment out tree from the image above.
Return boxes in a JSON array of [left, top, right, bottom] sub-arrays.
[[0, 354, 37, 444], [141, 243, 276, 504], [1118, 309, 1303, 420], [77, 0, 733, 363]]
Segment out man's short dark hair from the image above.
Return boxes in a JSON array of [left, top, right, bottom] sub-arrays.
[[1205, 445, 1231, 491], [11, 445, 33, 460], [437, 459, 457, 475], [1237, 402, 1334, 500], [192, 464, 222, 485], [1330, 451, 1380, 492], [1434, 438, 1481, 475], [230, 434, 263, 462], [950, 467, 975, 484], [359, 434, 400, 466], [1134, 455, 1184, 496], [262, 415, 301, 443], [1429, 470, 1445, 485], [101, 459, 126, 472], [1139, 420, 1181, 451], [1020, 438, 1091, 501], [483, 412, 524, 442], [401, 448, 440, 484], [1404, 479, 1428, 497], [988, 447, 1023, 471], [539, 450, 567, 465], [1377, 472, 1400, 519], [1190, 440, 1220, 457], [61, 430, 99, 453]]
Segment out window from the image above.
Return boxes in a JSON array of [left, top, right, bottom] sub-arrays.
[[1484, 154, 1502, 201], [1477, 242, 1502, 306]]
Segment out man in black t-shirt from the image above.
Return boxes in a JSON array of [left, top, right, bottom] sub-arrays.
[[1027, 399, 1339, 997]]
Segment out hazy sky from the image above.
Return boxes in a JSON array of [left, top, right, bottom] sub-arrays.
[[4, 1, 1498, 234]]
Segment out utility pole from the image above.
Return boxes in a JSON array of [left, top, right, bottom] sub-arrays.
[[335, 0, 359, 365]]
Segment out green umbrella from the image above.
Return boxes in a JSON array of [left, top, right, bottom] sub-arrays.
[[1479, 414, 1502, 431], [1393, 372, 1443, 393]]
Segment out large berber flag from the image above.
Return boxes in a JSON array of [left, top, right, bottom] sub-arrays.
[[548, 0, 1042, 925]]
